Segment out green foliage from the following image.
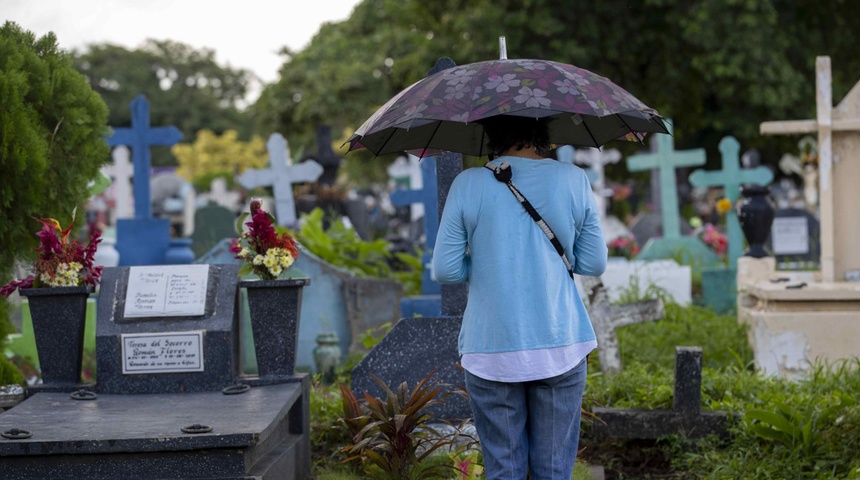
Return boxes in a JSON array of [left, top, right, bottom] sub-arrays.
[[340, 371, 458, 480], [0, 22, 109, 382], [296, 209, 422, 295], [172, 129, 269, 191], [256, 0, 860, 179], [584, 297, 860, 479], [0, 356, 25, 386], [74, 39, 254, 166]]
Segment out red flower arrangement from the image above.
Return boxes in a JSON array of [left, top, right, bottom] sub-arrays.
[[230, 199, 300, 279], [699, 223, 728, 255], [608, 235, 640, 259], [1, 210, 103, 297]]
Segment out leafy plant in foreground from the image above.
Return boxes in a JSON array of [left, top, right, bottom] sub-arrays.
[[340, 371, 459, 479]]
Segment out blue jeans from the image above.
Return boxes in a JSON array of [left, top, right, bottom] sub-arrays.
[[464, 359, 588, 480]]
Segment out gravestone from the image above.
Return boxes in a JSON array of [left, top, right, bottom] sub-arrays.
[[102, 145, 134, 220], [351, 57, 468, 420], [0, 264, 311, 478], [626, 120, 720, 274], [592, 347, 730, 440], [189, 204, 236, 258], [96, 265, 239, 394], [767, 208, 820, 270], [107, 95, 183, 266], [238, 133, 323, 228], [581, 277, 664, 374]]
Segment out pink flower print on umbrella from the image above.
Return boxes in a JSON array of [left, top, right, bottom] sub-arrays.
[[553, 78, 581, 96], [347, 58, 668, 157], [514, 86, 551, 108], [485, 73, 520, 93], [516, 60, 547, 71], [446, 67, 477, 86]]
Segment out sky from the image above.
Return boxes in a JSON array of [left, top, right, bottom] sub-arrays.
[[2, 0, 363, 99]]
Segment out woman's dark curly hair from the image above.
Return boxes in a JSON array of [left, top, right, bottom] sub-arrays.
[[479, 115, 551, 157]]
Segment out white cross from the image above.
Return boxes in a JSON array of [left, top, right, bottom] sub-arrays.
[[759, 56, 860, 281], [208, 177, 241, 212], [575, 147, 621, 222], [102, 146, 134, 220], [238, 133, 323, 227]]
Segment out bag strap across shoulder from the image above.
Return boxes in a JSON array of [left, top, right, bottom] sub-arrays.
[[484, 161, 574, 279]]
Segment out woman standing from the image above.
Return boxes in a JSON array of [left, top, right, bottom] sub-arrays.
[[432, 115, 607, 480]]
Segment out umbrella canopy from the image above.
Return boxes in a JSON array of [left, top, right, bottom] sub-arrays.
[[347, 58, 669, 158]]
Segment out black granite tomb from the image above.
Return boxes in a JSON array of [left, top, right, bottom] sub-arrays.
[[0, 264, 311, 479]]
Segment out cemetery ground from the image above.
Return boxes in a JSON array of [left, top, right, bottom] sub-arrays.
[[308, 292, 860, 480]]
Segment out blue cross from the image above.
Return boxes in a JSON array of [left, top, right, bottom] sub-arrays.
[[107, 95, 183, 219], [689, 136, 773, 267], [390, 156, 439, 295]]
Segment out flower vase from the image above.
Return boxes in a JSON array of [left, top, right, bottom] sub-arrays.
[[239, 277, 310, 382], [737, 185, 775, 258], [165, 238, 195, 264], [19, 285, 94, 390]]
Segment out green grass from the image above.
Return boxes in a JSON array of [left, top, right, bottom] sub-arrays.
[[582, 298, 860, 479]]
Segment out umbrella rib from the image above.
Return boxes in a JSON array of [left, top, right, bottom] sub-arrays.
[[374, 128, 399, 157], [581, 118, 599, 148], [616, 114, 646, 146], [419, 121, 444, 158]]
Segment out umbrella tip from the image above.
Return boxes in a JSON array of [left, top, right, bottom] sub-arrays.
[[499, 36, 507, 60]]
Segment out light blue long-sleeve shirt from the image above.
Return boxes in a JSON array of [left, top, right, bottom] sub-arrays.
[[432, 156, 607, 355]]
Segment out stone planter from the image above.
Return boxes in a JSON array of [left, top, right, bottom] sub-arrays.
[[239, 277, 310, 382], [737, 185, 775, 258], [19, 285, 94, 390]]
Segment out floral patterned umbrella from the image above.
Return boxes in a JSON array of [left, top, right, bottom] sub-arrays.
[[346, 58, 669, 158]]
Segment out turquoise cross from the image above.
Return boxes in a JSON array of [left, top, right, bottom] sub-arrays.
[[689, 136, 773, 267], [626, 120, 706, 240]]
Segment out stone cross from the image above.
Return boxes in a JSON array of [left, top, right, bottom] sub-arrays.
[[689, 136, 774, 268], [759, 56, 860, 282], [390, 156, 440, 296], [582, 276, 665, 374], [592, 347, 730, 440], [106, 95, 182, 219], [576, 147, 621, 222], [208, 177, 241, 212], [626, 120, 706, 240], [102, 145, 134, 220], [238, 133, 323, 227]]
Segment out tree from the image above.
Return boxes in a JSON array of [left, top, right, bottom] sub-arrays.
[[254, 0, 860, 174], [0, 22, 109, 383], [172, 129, 269, 192], [74, 39, 256, 165]]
